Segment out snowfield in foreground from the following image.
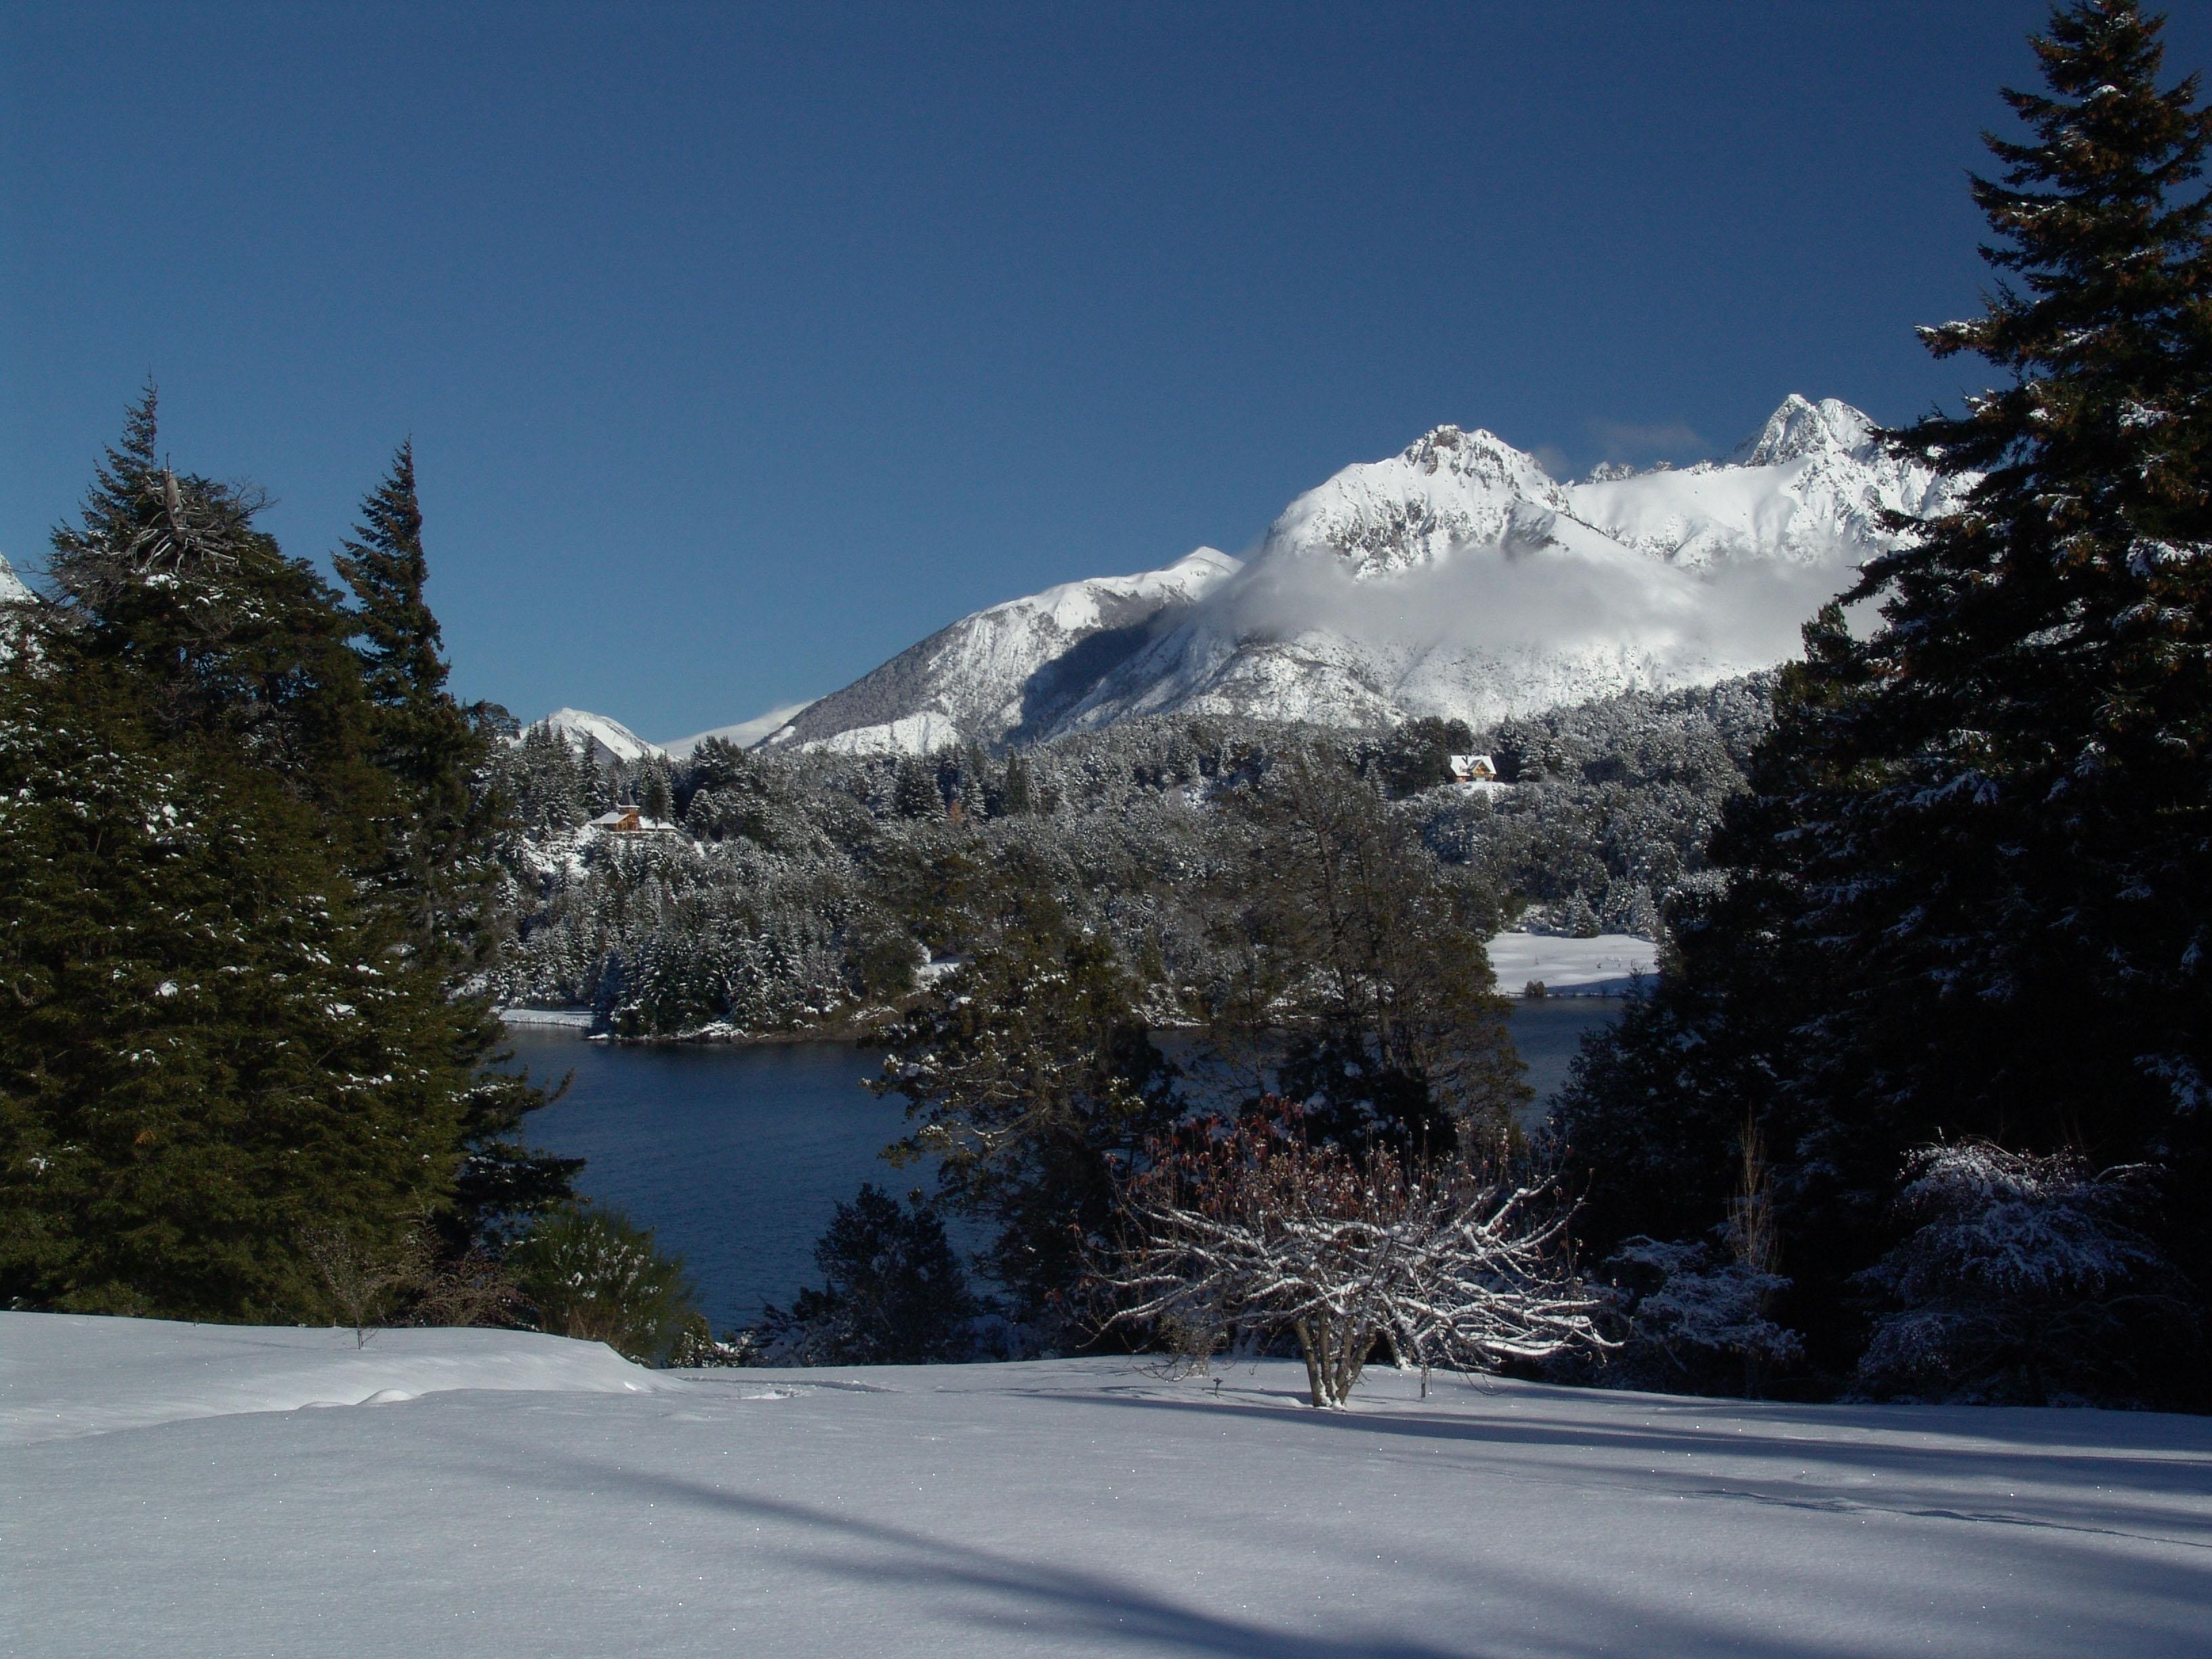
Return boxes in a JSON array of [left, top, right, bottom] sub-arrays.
[[5, 1315, 2208, 1658]]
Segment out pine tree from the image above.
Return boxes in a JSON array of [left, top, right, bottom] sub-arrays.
[[334, 443, 505, 961], [0, 400, 571, 1318], [335, 441, 447, 713], [1559, 2, 2212, 1395]]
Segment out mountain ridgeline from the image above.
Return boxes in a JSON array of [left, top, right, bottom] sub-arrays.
[[556, 394, 1950, 761]]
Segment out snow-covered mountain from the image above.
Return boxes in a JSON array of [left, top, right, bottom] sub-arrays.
[[533, 708, 665, 769], [0, 554, 31, 607], [536, 396, 1958, 758], [769, 395, 1957, 750], [757, 547, 1240, 754], [665, 702, 816, 760]]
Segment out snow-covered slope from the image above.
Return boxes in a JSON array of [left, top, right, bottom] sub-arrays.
[[1053, 395, 1961, 734], [664, 701, 816, 759], [759, 547, 1241, 754], [1488, 931, 1658, 996], [0, 554, 33, 660], [533, 707, 665, 768], [537, 396, 1956, 755], [766, 396, 1958, 750], [1570, 395, 1957, 572], [3, 1315, 661, 1445], [10, 1312, 2209, 1659]]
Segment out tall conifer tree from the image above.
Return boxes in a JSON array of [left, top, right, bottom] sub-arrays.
[[1558, 1, 2212, 1397], [1, 400, 573, 1317]]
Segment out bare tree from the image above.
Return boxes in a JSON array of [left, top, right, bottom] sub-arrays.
[[301, 1225, 433, 1349], [1107, 1118, 1607, 1408]]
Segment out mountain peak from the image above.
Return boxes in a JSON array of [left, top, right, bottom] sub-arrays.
[[536, 708, 665, 768], [1402, 424, 1562, 491], [1739, 394, 1879, 468]]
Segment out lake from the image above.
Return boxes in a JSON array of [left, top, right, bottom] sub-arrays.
[[510, 998, 1624, 1331]]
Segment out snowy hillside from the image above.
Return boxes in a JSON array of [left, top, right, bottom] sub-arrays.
[[1052, 395, 1961, 735], [1488, 930, 1658, 996], [0, 554, 32, 659], [10, 1312, 2209, 1658], [758, 546, 1240, 754], [665, 700, 816, 758], [533, 706, 666, 768], [752, 395, 1958, 752]]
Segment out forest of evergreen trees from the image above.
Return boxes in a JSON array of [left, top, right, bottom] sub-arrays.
[[1557, 1, 2212, 1410], [480, 680, 1766, 1045], [0, 403, 581, 1331]]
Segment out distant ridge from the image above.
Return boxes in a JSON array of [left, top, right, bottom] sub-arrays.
[[544, 396, 1961, 756]]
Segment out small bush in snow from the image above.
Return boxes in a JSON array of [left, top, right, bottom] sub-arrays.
[[1853, 1142, 2195, 1407], [1601, 1234, 1803, 1394], [508, 1206, 699, 1365], [1107, 1118, 1607, 1408]]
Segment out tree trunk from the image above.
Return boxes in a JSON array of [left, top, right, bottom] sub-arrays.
[[1294, 1313, 1372, 1408], [1294, 1317, 1327, 1408]]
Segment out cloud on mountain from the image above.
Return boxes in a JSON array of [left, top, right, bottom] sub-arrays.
[[1202, 528, 1856, 683]]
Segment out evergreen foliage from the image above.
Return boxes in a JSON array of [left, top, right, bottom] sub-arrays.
[[1557, 2, 2212, 1401], [1851, 1141, 2194, 1405], [0, 396, 570, 1320], [765, 1183, 978, 1364], [872, 855, 1181, 1338], [506, 1205, 699, 1362]]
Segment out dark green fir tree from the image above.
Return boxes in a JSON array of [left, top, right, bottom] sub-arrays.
[[0, 396, 573, 1318], [1557, 1, 2212, 1403]]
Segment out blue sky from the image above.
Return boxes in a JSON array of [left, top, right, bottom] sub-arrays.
[[7, 2, 2209, 741]]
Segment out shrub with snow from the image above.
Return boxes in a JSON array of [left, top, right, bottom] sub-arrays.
[[1852, 1142, 2196, 1407], [1600, 1233, 1803, 1394], [1109, 1120, 1607, 1408]]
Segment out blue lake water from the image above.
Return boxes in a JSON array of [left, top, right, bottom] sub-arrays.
[[510, 998, 1623, 1331]]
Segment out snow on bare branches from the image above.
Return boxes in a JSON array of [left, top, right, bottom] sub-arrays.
[[1105, 1115, 1607, 1408]]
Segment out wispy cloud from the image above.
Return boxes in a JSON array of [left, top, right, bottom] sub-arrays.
[[1586, 417, 1711, 463]]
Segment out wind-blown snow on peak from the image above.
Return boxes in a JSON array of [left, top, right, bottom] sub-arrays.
[[1048, 393, 1962, 735], [535, 708, 665, 769], [633, 394, 1964, 754], [1570, 394, 1960, 573]]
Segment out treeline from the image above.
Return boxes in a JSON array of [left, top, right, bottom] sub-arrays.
[[481, 678, 1765, 1041]]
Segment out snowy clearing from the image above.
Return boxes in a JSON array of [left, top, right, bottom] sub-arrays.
[[1488, 930, 1657, 996], [6, 1314, 2208, 1658]]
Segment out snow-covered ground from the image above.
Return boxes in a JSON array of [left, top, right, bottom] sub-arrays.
[[1488, 930, 1658, 995], [8, 1314, 2208, 1658]]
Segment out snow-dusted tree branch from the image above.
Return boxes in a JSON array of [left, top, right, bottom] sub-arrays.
[[1107, 1120, 1608, 1408]]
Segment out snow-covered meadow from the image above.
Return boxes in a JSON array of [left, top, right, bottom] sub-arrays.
[[1487, 931, 1656, 996], [7, 1313, 2208, 1658]]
